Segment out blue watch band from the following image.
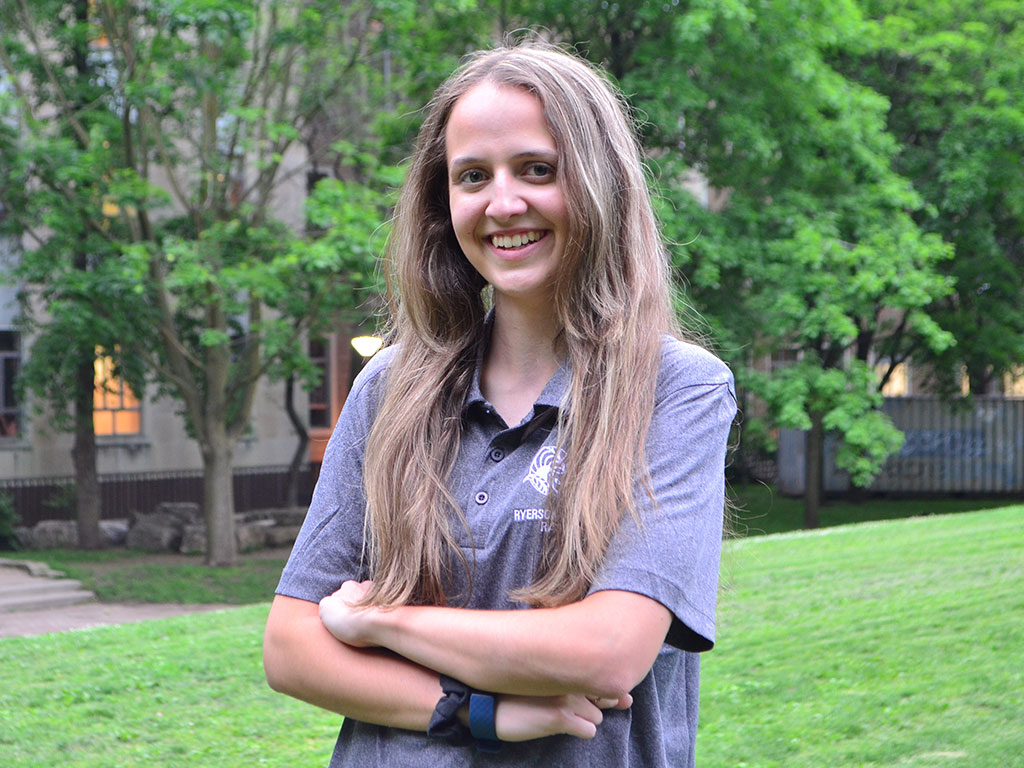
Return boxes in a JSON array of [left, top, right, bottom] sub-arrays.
[[468, 692, 501, 753]]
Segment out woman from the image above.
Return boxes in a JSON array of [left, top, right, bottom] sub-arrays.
[[263, 40, 736, 767]]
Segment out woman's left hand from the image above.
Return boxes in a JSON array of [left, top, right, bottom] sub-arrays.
[[319, 580, 378, 647]]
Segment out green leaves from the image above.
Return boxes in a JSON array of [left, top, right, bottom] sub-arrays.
[[4, 0, 1017, 510], [0, 0, 406, 493], [848, 0, 1024, 395], [526, 0, 963, 489], [747, 358, 905, 487]]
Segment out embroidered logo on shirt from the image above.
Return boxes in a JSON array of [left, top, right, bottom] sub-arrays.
[[513, 507, 552, 532], [524, 445, 565, 495], [513, 507, 549, 522]]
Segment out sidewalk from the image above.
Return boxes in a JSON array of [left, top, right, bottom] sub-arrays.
[[0, 600, 234, 638], [0, 560, 233, 638]]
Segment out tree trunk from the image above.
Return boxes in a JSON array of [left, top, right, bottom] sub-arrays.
[[72, 354, 102, 549], [968, 363, 992, 396], [804, 411, 824, 529], [202, 424, 237, 566], [69, 0, 101, 550], [283, 374, 308, 509]]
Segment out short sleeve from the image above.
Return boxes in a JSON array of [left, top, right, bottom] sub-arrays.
[[587, 339, 736, 652], [275, 347, 395, 603]]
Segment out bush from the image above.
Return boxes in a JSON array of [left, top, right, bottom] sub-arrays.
[[43, 482, 75, 517], [0, 489, 19, 549]]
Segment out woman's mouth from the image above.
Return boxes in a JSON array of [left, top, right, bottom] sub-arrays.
[[489, 230, 546, 250]]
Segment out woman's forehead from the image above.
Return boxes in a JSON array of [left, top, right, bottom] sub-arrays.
[[445, 83, 556, 165]]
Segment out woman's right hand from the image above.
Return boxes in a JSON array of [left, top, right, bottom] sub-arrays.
[[493, 693, 632, 741]]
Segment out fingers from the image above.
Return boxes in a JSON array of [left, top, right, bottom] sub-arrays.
[[587, 693, 632, 710], [559, 713, 599, 740], [559, 695, 603, 739], [336, 579, 374, 605], [560, 693, 636, 739], [493, 693, 598, 741], [318, 588, 377, 647], [493, 692, 634, 742], [575, 696, 604, 725]]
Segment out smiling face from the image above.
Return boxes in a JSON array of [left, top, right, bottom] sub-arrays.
[[445, 82, 568, 312]]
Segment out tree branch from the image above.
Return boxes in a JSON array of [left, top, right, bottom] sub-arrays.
[[139, 104, 195, 218], [147, 254, 206, 443], [228, 296, 263, 440], [13, 0, 92, 147]]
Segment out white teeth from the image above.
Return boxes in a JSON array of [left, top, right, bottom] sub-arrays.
[[492, 230, 543, 249]]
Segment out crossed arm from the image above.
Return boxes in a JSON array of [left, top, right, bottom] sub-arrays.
[[262, 585, 671, 741]]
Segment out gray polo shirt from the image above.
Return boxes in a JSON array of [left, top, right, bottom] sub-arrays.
[[276, 333, 736, 767]]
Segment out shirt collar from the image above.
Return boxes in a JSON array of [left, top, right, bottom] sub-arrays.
[[463, 311, 571, 416]]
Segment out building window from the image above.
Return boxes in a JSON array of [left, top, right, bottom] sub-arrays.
[[93, 353, 140, 436], [1005, 366, 1024, 397], [308, 339, 330, 429], [0, 330, 20, 437], [878, 361, 909, 397], [770, 347, 800, 372], [87, 0, 112, 50]]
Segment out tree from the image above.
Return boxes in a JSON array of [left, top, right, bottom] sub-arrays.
[[0, 0, 389, 564], [269, 1, 493, 506], [839, 0, 1024, 396], [511, 0, 956, 524], [0, 0, 150, 549], [271, 160, 397, 508]]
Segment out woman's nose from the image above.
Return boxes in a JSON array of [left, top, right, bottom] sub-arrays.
[[485, 173, 528, 221]]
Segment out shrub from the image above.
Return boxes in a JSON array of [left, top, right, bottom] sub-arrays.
[[0, 489, 19, 549]]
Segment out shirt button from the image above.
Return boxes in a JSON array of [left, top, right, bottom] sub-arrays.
[[474, 491, 488, 505], [489, 448, 505, 462]]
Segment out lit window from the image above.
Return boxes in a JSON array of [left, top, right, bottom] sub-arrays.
[[0, 331, 20, 437], [88, 0, 110, 49], [1005, 366, 1024, 397], [878, 362, 909, 397], [93, 354, 140, 436]]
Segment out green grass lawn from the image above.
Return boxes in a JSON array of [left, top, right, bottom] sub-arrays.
[[0, 606, 340, 767], [728, 482, 1017, 537], [702, 504, 1024, 767], [0, 548, 288, 604], [1, 505, 1021, 766], [3, 487, 1016, 605]]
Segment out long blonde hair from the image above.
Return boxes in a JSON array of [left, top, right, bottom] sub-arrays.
[[361, 41, 680, 608]]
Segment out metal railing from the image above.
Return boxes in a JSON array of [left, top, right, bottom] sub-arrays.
[[2, 465, 313, 527]]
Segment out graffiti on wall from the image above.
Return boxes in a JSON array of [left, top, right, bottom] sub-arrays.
[[898, 429, 986, 459]]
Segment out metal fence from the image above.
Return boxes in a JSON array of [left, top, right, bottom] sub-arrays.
[[779, 397, 1024, 495], [3, 465, 314, 527]]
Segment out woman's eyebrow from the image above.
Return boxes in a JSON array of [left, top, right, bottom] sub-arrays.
[[448, 155, 484, 169], [448, 149, 558, 168]]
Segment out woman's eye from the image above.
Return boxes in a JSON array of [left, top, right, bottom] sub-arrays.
[[457, 169, 486, 184], [525, 163, 554, 179]]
